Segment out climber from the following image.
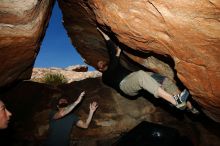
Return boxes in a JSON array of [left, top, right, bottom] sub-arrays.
[[45, 91, 98, 146], [96, 27, 192, 111]]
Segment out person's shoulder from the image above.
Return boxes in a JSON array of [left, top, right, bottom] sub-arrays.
[[69, 113, 79, 123]]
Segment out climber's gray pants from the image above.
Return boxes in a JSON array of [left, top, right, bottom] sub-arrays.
[[119, 70, 161, 98]]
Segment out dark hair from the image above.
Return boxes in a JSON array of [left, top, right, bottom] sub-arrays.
[[50, 94, 68, 110], [56, 96, 70, 109], [57, 102, 68, 108]]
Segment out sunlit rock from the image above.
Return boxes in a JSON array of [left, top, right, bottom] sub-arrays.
[[58, 0, 220, 122], [31, 65, 101, 83]]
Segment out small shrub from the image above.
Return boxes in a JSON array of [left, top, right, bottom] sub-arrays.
[[43, 73, 67, 86]]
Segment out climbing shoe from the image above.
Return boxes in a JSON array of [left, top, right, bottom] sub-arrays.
[[173, 89, 189, 110]]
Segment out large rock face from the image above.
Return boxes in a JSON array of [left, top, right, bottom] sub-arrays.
[[0, 0, 54, 88], [58, 0, 220, 122], [0, 0, 219, 123]]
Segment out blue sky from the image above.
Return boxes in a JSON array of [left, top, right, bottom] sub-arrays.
[[34, 1, 94, 70]]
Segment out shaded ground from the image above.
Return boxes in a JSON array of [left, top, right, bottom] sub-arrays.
[[0, 78, 220, 146]]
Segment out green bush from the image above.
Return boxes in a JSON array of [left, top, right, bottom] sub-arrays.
[[43, 73, 67, 86]]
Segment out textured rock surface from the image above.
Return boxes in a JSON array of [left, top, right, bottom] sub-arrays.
[[0, 0, 54, 88], [58, 0, 220, 122], [65, 65, 88, 72]]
